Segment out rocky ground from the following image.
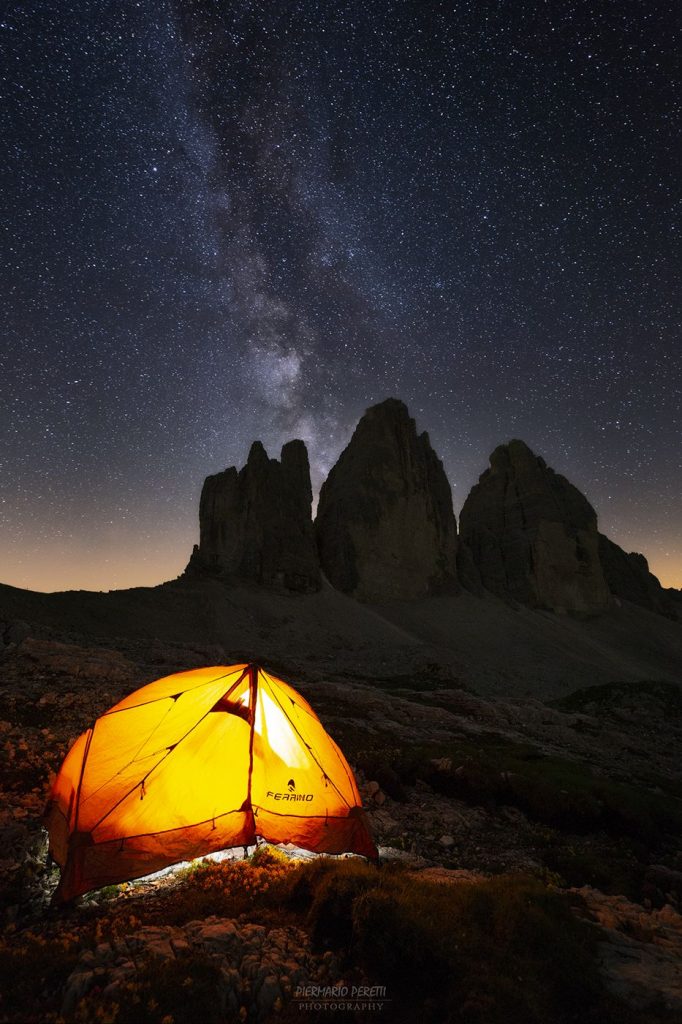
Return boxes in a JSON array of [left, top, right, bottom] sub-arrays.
[[1, 627, 682, 1022], [59, 912, 340, 1021]]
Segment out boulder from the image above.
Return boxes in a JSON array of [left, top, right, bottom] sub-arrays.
[[460, 440, 611, 614], [315, 399, 458, 601], [186, 440, 320, 592]]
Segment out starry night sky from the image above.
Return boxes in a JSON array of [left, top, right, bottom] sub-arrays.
[[2, 1, 680, 592]]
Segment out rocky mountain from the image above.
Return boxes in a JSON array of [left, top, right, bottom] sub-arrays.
[[181, 401, 677, 623], [185, 439, 320, 592], [598, 533, 679, 620], [459, 439, 611, 614], [315, 399, 458, 601]]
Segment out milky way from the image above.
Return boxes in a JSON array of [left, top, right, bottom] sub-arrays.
[[1, 2, 680, 591]]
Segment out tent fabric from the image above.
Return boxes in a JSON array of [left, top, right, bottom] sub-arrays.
[[45, 664, 377, 902]]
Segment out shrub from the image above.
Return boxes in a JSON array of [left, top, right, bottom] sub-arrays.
[[541, 839, 644, 897], [352, 884, 450, 994], [350, 872, 616, 1024], [282, 863, 636, 1024], [305, 859, 379, 949], [248, 843, 291, 868], [154, 855, 293, 926], [277, 854, 336, 912]]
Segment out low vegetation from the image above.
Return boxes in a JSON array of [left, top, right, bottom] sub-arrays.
[[553, 680, 682, 718], [0, 850, 662, 1024], [350, 724, 682, 906], [363, 728, 679, 834]]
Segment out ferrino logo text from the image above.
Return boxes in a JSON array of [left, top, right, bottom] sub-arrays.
[[266, 778, 314, 802]]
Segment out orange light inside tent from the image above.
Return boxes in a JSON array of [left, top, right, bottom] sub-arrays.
[[45, 664, 376, 902]]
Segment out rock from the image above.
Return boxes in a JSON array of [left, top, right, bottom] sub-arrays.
[[316, 399, 458, 601], [460, 439, 611, 614], [256, 974, 281, 1017], [240, 953, 261, 981], [369, 808, 399, 832], [439, 835, 455, 847], [196, 919, 240, 952], [94, 941, 114, 963], [170, 935, 191, 955], [220, 964, 241, 990], [126, 926, 169, 949], [186, 439, 320, 592], [60, 917, 322, 1018], [598, 534, 678, 619], [112, 961, 135, 979], [144, 938, 175, 961], [657, 903, 680, 925], [240, 923, 267, 944], [372, 765, 407, 802], [61, 969, 95, 1017], [283, 958, 305, 985], [574, 887, 682, 1012]]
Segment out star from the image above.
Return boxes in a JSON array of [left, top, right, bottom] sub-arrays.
[[0, 1, 679, 591]]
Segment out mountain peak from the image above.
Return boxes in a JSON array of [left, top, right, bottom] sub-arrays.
[[315, 400, 458, 601], [186, 441, 320, 592], [460, 441, 610, 613]]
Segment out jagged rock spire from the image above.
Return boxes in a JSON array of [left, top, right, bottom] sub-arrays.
[[186, 439, 320, 592], [315, 398, 458, 601], [459, 439, 611, 613]]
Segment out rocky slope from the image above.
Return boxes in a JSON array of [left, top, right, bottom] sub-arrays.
[[2, 571, 682, 699], [315, 399, 458, 601], [186, 439, 320, 592], [459, 439, 612, 614]]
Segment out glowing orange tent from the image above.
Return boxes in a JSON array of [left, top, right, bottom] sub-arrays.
[[45, 663, 376, 902]]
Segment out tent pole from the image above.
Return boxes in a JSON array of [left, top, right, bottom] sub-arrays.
[[246, 664, 258, 839]]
